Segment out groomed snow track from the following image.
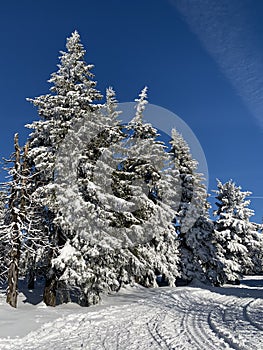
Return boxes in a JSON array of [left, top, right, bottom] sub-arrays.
[[1, 278, 262, 350]]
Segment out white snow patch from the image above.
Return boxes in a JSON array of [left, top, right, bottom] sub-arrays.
[[0, 276, 262, 349]]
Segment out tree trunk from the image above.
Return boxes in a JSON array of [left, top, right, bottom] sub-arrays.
[[43, 269, 57, 306], [6, 134, 21, 308], [27, 268, 35, 290], [27, 254, 36, 290], [6, 249, 19, 307]]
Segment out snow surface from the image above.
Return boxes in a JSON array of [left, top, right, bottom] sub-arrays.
[[0, 276, 262, 350]]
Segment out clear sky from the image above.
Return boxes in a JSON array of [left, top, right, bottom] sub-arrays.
[[0, 0, 262, 222]]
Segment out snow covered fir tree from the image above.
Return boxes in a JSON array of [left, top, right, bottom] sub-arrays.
[[213, 179, 263, 284], [169, 128, 216, 284], [0, 31, 262, 308]]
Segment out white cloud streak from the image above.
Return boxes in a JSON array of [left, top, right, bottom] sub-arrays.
[[172, 0, 263, 129]]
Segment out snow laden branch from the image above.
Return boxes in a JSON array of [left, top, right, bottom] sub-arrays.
[[0, 31, 261, 308]]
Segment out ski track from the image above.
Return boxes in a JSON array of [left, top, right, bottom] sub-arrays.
[[0, 285, 262, 350]]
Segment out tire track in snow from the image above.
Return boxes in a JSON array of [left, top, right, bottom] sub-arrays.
[[146, 312, 171, 349], [145, 289, 229, 350], [205, 295, 263, 350], [173, 292, 227, 350], [243, 299, 263, 331], [156, 289, 262, 350], [146, 310, 192, 350], [143, 291, 191, 349], [180, 291, 228, 349], [208, 306, 245, 350], [1, 283, 263, 350], [181, 307, 221, 350]]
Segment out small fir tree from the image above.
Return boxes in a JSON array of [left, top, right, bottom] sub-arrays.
[[213, 179, 260, 284], [169, 128, 211, 284], [169, 128, 207, 234], [179, 207, 224, 285]]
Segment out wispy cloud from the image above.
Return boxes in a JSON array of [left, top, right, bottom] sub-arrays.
[[171, 0, 263, 129]]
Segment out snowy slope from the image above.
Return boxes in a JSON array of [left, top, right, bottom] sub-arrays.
[[0, 276, 262, 350]]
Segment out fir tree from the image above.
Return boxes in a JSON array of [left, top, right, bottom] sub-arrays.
[[25, 31, 102, 306], [179, 207, 224, 286], [51, 87, 181, 305], [246, 225, 263, 275], [108, 88, 181, 288], [169, 128, 207, 234], [169, 128, 211, 284], [213, 179, 260, 284], [51, 87, 127, 305]]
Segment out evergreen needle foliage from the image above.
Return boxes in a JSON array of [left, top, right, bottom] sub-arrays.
[[0, 31, 261, 307]]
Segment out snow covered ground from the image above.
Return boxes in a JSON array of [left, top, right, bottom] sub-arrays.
[[0, 276, 262, 350]]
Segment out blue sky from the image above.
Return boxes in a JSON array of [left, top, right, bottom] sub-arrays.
[[0, 0, 262, 222]]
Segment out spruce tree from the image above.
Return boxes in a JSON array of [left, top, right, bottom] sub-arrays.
[[51, 87, 181, 305], [213, 179, 260, 284], [169, 128, 212, 284], [51, 87, 127, 305], [179, 207, 224, 286], [108, 88, 181, 288], [23, 32, 182, 306], [169, 128, 207, 234], [246, 226, 263, 275], [26, 31, 102, 305]]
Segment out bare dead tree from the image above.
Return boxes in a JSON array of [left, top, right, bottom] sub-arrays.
[[6, 134, 22, 308]]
